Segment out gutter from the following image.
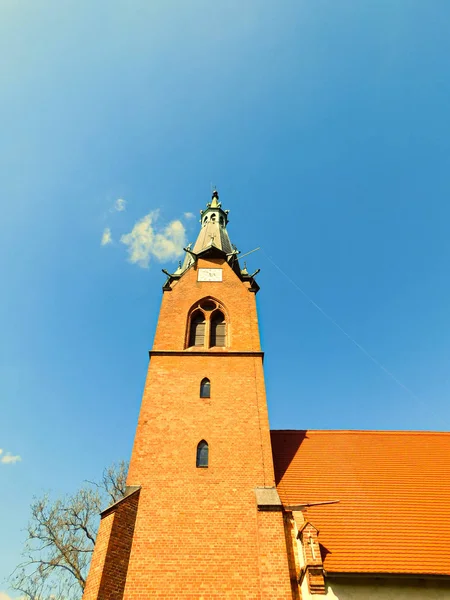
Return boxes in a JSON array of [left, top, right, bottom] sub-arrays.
[[324, 570, 450, 581]]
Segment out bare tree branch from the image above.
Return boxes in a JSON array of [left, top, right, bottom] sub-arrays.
[[85, 460, 128, 505], [9, 461, 128, 600]]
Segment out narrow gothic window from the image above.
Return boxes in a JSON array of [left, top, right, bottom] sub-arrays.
[[189, 311, 206, 347], [200, 378, 210, 398], [210, 310, 226, 347], [196, 440, 209, 468]]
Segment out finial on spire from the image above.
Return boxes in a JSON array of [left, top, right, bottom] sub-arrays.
[[210, 188, 220, 209]]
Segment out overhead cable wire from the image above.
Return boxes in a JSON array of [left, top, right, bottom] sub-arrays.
[[261, 248, 421, 403]]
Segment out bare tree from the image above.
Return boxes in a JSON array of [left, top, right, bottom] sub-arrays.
[[10, 461, 128, 600]]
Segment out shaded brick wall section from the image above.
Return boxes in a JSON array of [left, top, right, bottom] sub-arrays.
[[83, 491, 140, 600], [83, 512, 115, 600], [257, 511, 297, 600], [283, 514, 302, 600]]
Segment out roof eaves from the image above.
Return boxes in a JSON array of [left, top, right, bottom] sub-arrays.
[[195, 245, 227, 259], [324, 570, 450, 580], [271, 429, 450, 436]]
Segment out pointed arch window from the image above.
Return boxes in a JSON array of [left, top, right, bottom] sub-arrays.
[[186, 299, 228, 349], [196, 440, 209, 468], [200, 378, 210, 398], [189, 311, 206, 347], [210, 310, 226, 347]]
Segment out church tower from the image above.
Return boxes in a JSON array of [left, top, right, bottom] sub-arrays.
[[83, 191, 293, 599]]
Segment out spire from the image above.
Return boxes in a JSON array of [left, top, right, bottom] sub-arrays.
[[163, 188, 259, 292], [192, 189, 233, 255], [172, 189, 235, 277]]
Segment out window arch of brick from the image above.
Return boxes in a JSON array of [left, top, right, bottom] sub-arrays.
[[196, 440, 209, 468], [186, 297, 228, 349], [200, 378, 210, 398]]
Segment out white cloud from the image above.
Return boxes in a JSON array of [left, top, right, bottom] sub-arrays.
[[114, 198, 127, 212], [1, 453, 21, 464], [0, 592, 14, 600], [121, 211, 186, 268], [101, 227, 112, 246], [184, 212, 195, 220]]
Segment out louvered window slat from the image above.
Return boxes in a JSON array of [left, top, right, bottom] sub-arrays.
[[194, 322, 205, 346], [214, 323, 226, 346], [189, 313, 206, 347], [210, 311, 226, 347]]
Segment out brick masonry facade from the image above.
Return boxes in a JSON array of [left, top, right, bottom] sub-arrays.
[[83, 491, 140, 600], [83, 255, 294, 599]]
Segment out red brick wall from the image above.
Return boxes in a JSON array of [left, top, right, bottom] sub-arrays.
[[151, 257, 261, 353], [83, 491, 140, 600], [83, 512, 114, 600], [87, 256, 293, 598], [257, 511, 299, 599]]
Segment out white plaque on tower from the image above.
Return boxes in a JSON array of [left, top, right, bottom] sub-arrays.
[[197, 268, 223, 282]]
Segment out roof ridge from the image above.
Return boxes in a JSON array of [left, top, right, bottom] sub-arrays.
[[271, 429, 450, 435]]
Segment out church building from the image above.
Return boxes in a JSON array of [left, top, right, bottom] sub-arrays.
[[83, 191, 450, 599]]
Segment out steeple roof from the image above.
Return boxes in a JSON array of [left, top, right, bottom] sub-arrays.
[[174, 189, 236, 275], [165, 189, 260, 292], [192, 190, 233, 255]]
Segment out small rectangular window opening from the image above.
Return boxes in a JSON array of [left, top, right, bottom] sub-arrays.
[[200, 379, 210, 398], [196, 441, 209, 468]]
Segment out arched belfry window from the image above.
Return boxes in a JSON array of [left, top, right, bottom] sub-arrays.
[[189, 311, 206, 347], [186, 299, 228, 349], [200, 378, 210, 398], [210, 310, 226, 347], [196, 440, 209, 468]]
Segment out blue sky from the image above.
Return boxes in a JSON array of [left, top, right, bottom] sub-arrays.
[[2, 0, 450, 594]]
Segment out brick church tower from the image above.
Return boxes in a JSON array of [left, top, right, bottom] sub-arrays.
[[83, 191, 293, 599]]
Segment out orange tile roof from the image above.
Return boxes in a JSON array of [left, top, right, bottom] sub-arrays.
[[271, 430, 450, 576]]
